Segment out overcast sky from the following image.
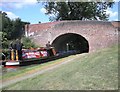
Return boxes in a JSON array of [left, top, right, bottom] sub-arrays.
[[0, 0, 119, 24]]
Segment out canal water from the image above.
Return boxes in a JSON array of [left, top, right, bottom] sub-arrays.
[[1, 64, 38, 75]]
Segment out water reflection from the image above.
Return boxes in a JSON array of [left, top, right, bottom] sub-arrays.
[[0, 66, 2, 75], [2, 65, 37, 75], [2, 66, 19, 74]]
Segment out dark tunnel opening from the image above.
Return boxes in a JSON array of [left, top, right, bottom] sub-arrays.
[[52, 33, 89, 54]]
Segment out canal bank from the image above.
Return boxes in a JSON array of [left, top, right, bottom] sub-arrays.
[[2, 54, 83, 89], [2, 45, 118, 90]]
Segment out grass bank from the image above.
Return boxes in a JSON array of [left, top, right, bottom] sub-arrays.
[[2, 45, 118, 90], [2, 55, 78, 80]]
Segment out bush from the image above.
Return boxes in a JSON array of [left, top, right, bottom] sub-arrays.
[[2, 49, 10, 59], [21, 37, 38, 49]]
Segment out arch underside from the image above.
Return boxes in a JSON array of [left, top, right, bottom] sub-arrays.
[[52, 33, 89, 54]]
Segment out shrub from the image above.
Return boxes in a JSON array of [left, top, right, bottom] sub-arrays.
[[2, 49, 10, 59], [21, 37, 38, 49]]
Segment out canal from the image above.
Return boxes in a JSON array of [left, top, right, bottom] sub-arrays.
[[1, 64, 38, 75]]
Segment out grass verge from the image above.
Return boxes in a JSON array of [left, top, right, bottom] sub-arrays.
[[2, 55, 78, 80], [2, 45, 118, 90]]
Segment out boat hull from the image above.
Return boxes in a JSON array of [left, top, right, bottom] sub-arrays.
[[6, 61, 20, 66], [2, 56, 58, 66]]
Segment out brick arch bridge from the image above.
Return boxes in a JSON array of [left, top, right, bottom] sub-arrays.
[[25, 20, 118, 52]]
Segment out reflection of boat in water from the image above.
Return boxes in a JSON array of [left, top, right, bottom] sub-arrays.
[[2, 47, 56, 66]]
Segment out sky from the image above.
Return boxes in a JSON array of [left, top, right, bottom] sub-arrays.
[[0, 0, 119, 24]]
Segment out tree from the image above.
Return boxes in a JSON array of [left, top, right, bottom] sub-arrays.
[[41, 1, 114, 21], [1, 11, 12, 39], [11, 18, 24, 39], [1, 11, 29, 48], [1, 11, 29, 40]]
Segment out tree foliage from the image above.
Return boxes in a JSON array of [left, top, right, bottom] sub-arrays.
[[1, 11, 29, 49], [42, 1, 114, 21], [21, 37, 38, 49]]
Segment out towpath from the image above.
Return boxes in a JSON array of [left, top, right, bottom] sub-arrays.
[[1, 54, 86, 89]]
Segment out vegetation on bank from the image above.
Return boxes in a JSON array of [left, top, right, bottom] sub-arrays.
[[2, 44, 118, 90], [21, 37, 39, 49], [1, 11, 38, 59], [1, 37, 38, 59], [1, 11, 28, 49]]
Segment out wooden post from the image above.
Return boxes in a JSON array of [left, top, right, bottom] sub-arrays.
[[16, 50, 18, 61], [11, 49, 14, 60]]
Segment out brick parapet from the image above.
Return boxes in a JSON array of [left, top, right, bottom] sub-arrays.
[[26, 20, 119, 52]]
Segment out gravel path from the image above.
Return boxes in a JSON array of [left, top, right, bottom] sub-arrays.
[[1, 54, 83, 89]]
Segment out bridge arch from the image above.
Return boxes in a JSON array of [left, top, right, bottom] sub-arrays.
[[51, 33, 89, 53]]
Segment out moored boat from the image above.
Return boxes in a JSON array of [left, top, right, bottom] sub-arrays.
[[2, 47, 56, 66]]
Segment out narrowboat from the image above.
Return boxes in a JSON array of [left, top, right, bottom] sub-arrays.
[[2, 47, 56, 66]]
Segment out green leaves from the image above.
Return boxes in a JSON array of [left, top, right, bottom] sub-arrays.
[[1, 11, 29, 49], [21, 37, 38, 49], [43, 2, 114, 21]]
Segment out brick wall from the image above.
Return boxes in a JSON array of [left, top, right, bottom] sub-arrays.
[[25, 20, 118, 52]]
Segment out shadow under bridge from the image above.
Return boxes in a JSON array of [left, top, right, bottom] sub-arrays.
[[51, 33, 89, 54]]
